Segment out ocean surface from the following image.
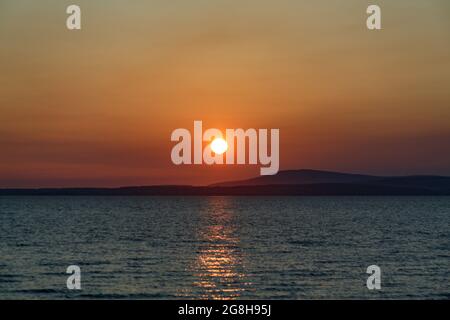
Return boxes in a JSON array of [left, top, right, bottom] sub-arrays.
[[0, 196, 449, 299]]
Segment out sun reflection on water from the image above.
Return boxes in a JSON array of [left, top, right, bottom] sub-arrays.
[[190, 197, 252, 300]]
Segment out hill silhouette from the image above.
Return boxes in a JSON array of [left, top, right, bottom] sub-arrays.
[[1, 170, 449, 195], [210, 169, 450, 194], [210, 169, 379, 186]]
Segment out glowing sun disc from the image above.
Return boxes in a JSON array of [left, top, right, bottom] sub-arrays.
[[210, 138, 228, 154]]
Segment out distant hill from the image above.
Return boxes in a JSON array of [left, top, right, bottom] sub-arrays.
[[210, 169, 450, 194], [1, 170, 449, 196], [210, 169, 379, 186]]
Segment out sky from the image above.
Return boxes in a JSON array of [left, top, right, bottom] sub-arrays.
[[0, 0, 449, 187]]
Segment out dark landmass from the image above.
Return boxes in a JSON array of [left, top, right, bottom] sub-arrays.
[[212, 169, 450, 188], [211, 169, 380, 186], [1, 170, 450, 195], [0, 183, 447, 196]]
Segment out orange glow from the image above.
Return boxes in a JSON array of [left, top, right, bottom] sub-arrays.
[[1, 1, 449, 187]]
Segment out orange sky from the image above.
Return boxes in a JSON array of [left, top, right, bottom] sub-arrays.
[[1, 0, 450, 187]]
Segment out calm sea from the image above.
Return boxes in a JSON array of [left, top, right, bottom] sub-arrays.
[[0, 196, 449, 299]]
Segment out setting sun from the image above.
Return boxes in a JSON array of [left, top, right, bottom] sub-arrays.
[[210, 138, 228, 155]]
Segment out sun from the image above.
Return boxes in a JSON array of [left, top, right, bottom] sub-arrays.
[[210, 138, 228, 155]]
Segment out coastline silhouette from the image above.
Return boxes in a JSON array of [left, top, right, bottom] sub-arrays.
[[1, 169, 449, 195]]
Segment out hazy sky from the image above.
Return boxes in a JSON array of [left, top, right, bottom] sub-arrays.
[[1, 0, 449, 187]]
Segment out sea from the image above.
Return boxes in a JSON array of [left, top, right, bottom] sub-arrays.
[[0, 196, 449, 299]]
